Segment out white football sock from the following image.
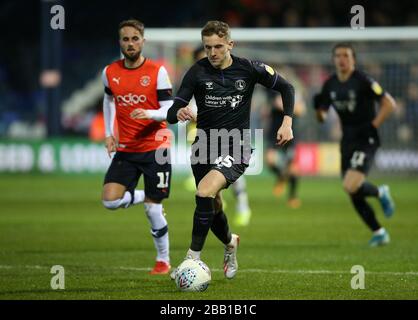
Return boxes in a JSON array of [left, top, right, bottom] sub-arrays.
[[187, 249, 201, 260], [237, 193, 250, 213], [232, 177, 250, 213], [102, 191, 132, 210], [374, 228, 386, 235], [133, 190, 145, 205], [144, 202, 169, 263], [102, 190, 145, 210]]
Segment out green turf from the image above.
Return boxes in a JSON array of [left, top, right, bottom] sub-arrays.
[[0, 174, 417, 300]]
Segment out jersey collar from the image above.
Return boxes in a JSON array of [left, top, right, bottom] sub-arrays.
[[123, 57, 147, 70]]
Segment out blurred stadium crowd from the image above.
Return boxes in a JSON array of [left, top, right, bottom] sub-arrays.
[[0, 0, 417, 148]]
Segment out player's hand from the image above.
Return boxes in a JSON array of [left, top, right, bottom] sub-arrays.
[[105, 136, 117, 158], [276, 116, 293, 146], [130, 108, 150, 120], [315, 109, 327, 123], [177, 106, 195, 122]]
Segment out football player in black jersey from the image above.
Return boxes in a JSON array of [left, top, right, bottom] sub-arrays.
[[314, 43, 396, 247], [265, 69, 306, 209], [167, 21, 295, 279], [183, 46, 253, 227]]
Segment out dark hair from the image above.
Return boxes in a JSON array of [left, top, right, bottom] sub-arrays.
[[201, 20, 231, 40], [332, 42, 356, 59], [118, 19, 145, 37]]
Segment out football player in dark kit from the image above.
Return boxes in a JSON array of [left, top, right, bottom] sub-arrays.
[[266, 86, 306, 208], [314, 43, 396, 247], [167, 21, 295, 279]]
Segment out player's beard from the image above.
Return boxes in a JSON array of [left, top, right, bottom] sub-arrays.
[[123, 49, 141, 62]]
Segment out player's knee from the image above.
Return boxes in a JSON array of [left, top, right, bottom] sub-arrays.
[[102, 184, 126, 202], [343, 181, 359, 195], [265, 150, 276, 165], [196, 188, 215, 198], [288, 163, 298, 175], [266, 158, 274, 167], [102, 199, 121, 210], [102, 192, 121, 201]]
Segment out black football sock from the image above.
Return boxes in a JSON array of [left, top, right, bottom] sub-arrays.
[[288, 175, 298, 199], [190, 196, 215, 251], [357, 181, 379, 197], [211, 210, 232, 245], [268, 164, 283, 180], [350, 193, 381, 231]]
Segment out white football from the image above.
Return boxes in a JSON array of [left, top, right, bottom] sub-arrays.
[[175, 259, 211, 292]]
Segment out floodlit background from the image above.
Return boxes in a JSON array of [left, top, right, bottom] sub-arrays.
[[0, 0, 417, 300], [1, 0, 418, 174]]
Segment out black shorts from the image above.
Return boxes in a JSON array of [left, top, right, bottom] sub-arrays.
[[104, 149, 171, 201], [341, 142, 378, 176], [191, 147, 252, 188], [190, 138, 253, 188], [192, 161, 249, 189]]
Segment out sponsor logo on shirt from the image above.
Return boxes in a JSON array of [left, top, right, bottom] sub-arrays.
[[116, 93, 147, 106], [204, 94, 243, 109]]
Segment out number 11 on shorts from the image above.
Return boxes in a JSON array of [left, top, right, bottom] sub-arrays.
[[157, 171, 170, 188]]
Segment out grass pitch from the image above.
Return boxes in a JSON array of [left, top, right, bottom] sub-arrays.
[[0, 174, 417, 300]]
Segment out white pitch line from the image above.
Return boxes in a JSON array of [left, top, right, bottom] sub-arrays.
[[217, 268, 418, 276], [116, 266, 418, 276], [0, 265, 47, 270], [117, 267, 152, 272], [1, 265, 417, 276]]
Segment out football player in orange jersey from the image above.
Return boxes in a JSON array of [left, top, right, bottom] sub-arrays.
[[101, 20, 174, 275]]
